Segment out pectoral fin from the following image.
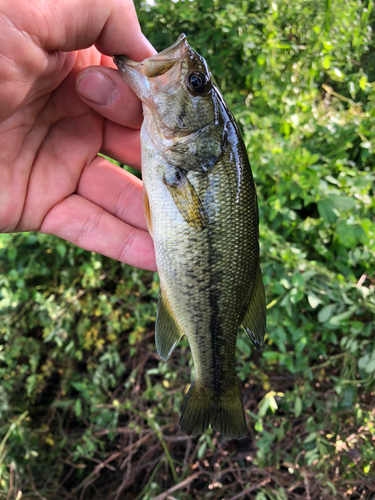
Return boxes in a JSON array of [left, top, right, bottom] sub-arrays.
[[163, 168, 207, 230], [241, 265, 266, 351], [155, 288, 184, 361]]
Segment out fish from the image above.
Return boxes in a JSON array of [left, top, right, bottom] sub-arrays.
[[114, 34, 266, 440]]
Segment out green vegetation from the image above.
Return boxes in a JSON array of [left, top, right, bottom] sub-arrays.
[[1, 0, 375, 498]]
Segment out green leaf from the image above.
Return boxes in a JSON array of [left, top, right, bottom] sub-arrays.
[[290, 114, 299, 127], [332, 68, 344, 80], [364, 354, 375, 374], [308, 295, 321, 309], [258, 397, 270, 418], [359, 75, 368, 90], [340, 386, 355, 408], [254, 419, 264, 432], [329, 307, 355, 326], [257, 53, 266, 65], [7, 247, 17, 261], [269, 395, 278, 411], [358, 354, 370, 371], [318, 304, 336, 323], [322, 56, 331, 69], [74, 399, 82, 417], [294, 396, 302, 417], [197, 442, 207, 459], [329, 195, 356, 211], [336, 221, 358, 248], [56, 243, 67, 259], [256, 493, 267, 500], [317, 198, 336, 224], [303, 432, 317, 444]]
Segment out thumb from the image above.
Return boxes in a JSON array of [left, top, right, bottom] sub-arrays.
[[75, 66, 143, 129]]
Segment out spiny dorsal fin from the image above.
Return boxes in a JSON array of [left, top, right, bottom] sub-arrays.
[[155, 288, 184, 361], [241, 265, 266, 351], [143, 188, 153, 239], [163, 168, 207, 230]]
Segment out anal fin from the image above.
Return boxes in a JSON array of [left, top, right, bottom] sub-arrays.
[[155, 288, 184, 361], [241, 265, 266, 351]]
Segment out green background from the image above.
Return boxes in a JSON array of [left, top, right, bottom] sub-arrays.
[[1, 0, 375, 498]]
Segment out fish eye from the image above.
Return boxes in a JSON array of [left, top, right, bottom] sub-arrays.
[[187, 71, 209, 94]]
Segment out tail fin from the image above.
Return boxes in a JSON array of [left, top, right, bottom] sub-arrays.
[[179, 379, 247, 440]]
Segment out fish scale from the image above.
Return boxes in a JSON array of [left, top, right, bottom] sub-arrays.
[[114, 34, 266, 439]]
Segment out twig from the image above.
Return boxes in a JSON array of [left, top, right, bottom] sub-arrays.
[[80, 456, 115, 472], [79, 474, 99, 500], [322, 84, 358, 106], [72, 451, 122, 494], [287, 480, 303, 493], [302, 471, 312, 500], [0, 412, 29, 464], [114, 468, 133, 499], [75, 431, 152, 480], [152, 472, 200, 500], [225, 456, 244, 487], [6, 463, 14, 500], [58, 458, 87, 469], [59, 466, 75, 489], [163, 435, 192, 442], [133, 458, 165, 500], [132, 410, 178, 484], [357, 274, 367, 287], [114, 433, 134, 500], [226, 478, 271, 500], [183, 438, 192, 468], [310, 352, 347, 371], [27, 465, 48, 500]]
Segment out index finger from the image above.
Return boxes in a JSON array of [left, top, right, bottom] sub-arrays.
[[2, 0, 154, 61]]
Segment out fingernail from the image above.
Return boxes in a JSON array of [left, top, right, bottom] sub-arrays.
[[76, 70, 116, 105]]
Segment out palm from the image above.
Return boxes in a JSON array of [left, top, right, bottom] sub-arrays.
[[10, 50, 103, 231], [1, 24, 156, 270]]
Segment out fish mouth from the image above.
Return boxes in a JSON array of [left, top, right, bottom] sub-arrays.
[[114, 33, 188, 76], [113, 34, 190, 99]]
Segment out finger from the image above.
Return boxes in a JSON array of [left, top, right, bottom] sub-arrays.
[[75, 66, 143, 129], [16, 101, 104, 232], [5, 0, 154, 61], [101, 123, 141, 170], [100, 54, 119, 69], [76, 156, 146, 229], [40, 193, 156, 271], [0, 0, 155, 120], [96, 9, 156, 60]]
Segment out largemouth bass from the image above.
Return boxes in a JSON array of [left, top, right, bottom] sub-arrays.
[[114, 34, 266, 440]]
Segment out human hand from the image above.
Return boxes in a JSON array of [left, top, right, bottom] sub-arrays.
[[0, 0, 157, 271]]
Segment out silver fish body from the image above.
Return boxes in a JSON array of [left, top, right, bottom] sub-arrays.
[[114, 34, 266, 439]]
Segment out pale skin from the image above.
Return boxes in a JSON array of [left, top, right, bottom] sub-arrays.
[[0, 0, 157, 271]]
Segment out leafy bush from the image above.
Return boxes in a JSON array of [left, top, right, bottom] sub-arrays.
[[1, 0, 375, 498]]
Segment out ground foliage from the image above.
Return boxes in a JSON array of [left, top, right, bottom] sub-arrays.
[[1, 0, 375, 498]]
